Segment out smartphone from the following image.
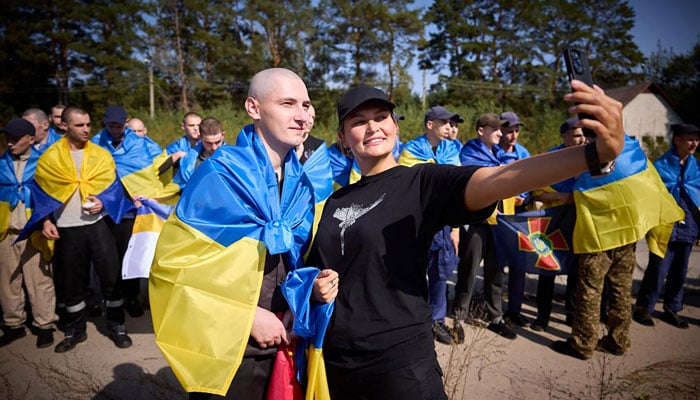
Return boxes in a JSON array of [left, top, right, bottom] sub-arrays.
[[563, 47, 596, 138]]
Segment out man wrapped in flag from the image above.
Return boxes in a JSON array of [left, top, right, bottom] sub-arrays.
[[454, 113, 518, 340], [92, 105, 180, 318], [18, 107, 134, 352], [150, 68, 338, 398], [552, 134, 684, 360], [0, 119, 58, 349], [399, 106, 465, 345], [634, 123, 700, 329], [172, 117, 227, 190]]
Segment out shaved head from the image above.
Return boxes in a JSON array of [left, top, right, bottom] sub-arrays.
[[248, 68, 306, 101], [128, 118, 147, 137]]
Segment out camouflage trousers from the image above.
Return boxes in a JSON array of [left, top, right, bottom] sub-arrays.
[[570, 243, 636, 357]]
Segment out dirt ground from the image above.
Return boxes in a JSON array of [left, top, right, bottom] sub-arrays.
[[1, 240, 699, 400]]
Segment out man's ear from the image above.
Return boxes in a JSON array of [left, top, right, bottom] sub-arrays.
[[477, 126, 484, 137], [425, 120, 433, 130], [245, 97, 261, 120]]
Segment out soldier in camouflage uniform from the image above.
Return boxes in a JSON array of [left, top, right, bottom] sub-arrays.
[[568, 243, 636, 358]]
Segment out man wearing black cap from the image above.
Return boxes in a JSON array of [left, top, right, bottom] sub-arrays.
[[0, 119, 58, 348], [453, 112, 518, 339], [498, 111, 535, 329], [634, 123, 700, 329], [399, 105, 465, 345], [91, 105, 160, 318]]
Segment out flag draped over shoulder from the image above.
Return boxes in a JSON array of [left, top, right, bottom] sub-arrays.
[[498, 142, 531, 165], [460, 138, 514, 221], [298, 142, 334, 240], [327, 143, 360, 189], [399, 134, 461, 166], [493, 205, 577, 275], [149, 124, 315, 396], [459, 138, 503, 167], [281, 267, 334, 400], [122, 198, 174, 279], [172, 143, 204, 190], [0, 151, 36, 240], [92, 127, 179, 202], [17, 138, 131, 240], [654, 149, 700, 209], [572, 136, 683, 256]]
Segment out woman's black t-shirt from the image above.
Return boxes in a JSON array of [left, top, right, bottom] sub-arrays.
[[307, 164, 495, 371]]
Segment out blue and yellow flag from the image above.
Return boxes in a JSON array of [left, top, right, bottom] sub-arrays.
[[460, 138, 515, 222], [0, 150, 37, 240], [122, 198, 174, 279], [499, 142, 531, 165], [493, 205, 577, 276], [92, 127, 179, 204], [34, 129, 62, 154], [327, 143, 360, 189], [17, 138, 131, 240], [149, 124, 315, 396], [460, 138, 503, 167], [399, 134, 461, 166], [281, 267, 333, 400], [572, 136, 684, 256], [654, 149, 700, 210]]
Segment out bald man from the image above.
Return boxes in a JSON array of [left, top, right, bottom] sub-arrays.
[[127, 118, 147, 137], [151, 68, 325, 399], [22, 108, 61, 153]]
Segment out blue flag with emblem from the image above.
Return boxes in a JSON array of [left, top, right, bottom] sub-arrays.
[[492, 205, 577, 276]]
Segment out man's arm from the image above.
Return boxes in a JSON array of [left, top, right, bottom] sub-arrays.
[[465, 81, 624, 212]]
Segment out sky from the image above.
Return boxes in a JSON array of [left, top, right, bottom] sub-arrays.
[[409, 0, 700, 94]]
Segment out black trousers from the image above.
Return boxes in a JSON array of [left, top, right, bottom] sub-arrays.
[[105, 217, 141, 303], [54, 219, 124, 329]]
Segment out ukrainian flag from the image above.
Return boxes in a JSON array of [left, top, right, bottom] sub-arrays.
[[149, 125, 315, 396], [399, 134, 461, 166], [122, 198, 174, 279], [17, 138, 131, 240], [654, 148, 700, 210], [1, 150, 53, 258], [327, 143, 360, 189], [460, 138, 515, 222], [281, 267, 333, 400], [92, 127, 179, 204], [0, 150, 36, 240], [572, 136, 684, 256]]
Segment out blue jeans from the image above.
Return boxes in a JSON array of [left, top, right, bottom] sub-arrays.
[[636, 242, 692, 313]]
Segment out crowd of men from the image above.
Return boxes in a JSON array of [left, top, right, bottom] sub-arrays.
[[0, 67, 698, 399]]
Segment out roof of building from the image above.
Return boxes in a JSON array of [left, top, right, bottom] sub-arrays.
[[606, 81, 675, 107]]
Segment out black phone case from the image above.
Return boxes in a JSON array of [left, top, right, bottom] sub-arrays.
[[563, 48, 596, 138]]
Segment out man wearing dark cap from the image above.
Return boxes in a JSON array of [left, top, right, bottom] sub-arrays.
[[634, 123, 700, 329], [529, 117, 585, 332], [0, 119, 58, 348], [91, 105, 162, 318], [398, 106, 465, 345], [453, 113, 518, 339], [498, 111, 535, 328]]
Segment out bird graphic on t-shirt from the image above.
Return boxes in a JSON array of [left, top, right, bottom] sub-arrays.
[[332, 193, 385, 255]]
